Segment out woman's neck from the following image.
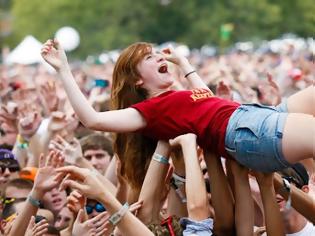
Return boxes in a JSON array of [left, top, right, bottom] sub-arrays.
[[148, 88, 171, 98]]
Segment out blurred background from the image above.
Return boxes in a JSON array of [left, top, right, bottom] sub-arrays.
[[0, 0, 314, 58]]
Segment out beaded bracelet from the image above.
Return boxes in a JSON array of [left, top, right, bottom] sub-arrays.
[[283, 178, 292, 209]]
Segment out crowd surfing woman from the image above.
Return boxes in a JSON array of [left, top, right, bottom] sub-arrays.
[[41, 39, 315, 190]]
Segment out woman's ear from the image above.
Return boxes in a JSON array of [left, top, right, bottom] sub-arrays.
[[135, 80, 144, 87]]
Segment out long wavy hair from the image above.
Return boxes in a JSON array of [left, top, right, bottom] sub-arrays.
[[111, 42, 157, 190]]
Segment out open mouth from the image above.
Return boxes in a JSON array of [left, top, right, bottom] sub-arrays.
[[158, 63, 168, 73], [52, 198, 63, 206], [276, 195, 284, 204]]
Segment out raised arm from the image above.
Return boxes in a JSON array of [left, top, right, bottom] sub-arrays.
[[41, 39, 146, 133], [254, 172, 285, 236], [170, 134, 211, 220], [137, 140, 171, 224], [204, 152, 234, 236], [229, 160, 254, 236], [8, 151, 64, 236], [163, 46, 214, 93]]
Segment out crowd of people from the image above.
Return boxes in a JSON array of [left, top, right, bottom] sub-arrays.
[[0, 37, 314, 236]]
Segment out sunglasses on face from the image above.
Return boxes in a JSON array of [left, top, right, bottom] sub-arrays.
[[85, 203, 106, 214], [0, 159, 20, 173], [0, 165, 20, 173]]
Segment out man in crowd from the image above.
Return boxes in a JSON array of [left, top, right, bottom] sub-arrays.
[[80, 133, 113, 175], [276, 163, 315, 235]]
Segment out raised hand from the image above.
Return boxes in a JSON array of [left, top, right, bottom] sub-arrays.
[[67, 190, 86, 215], [216, 80, 233, 101], [72, 210, 109, 236], [41, 39, 68, 71], [0, 102, 18, 134], [169, 133, 197, 147], [25, 216, 49, 236], [49, 135, 83, 165], [17, 102, 42, 139], [57, 166, 111, 201], [40, 81, 59, 113], [253, 226, 266, 236], [33, 151, 64, 196], [129, 200, 143, 216], [48, 111, 68, 132], [258, 73, 281, 106]]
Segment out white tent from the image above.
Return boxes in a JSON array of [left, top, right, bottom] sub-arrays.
[[5, 35, 43, 65]]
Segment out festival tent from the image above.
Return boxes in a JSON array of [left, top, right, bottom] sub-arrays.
[[5, 35, 43, 65]]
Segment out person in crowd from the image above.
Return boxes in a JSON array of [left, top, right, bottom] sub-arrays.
[[274, 163, 315, 235], [0, 149, 20, 190], [54, 206, 74, 231], [2, 178, 33, 200], [79, 133, 113, 175]]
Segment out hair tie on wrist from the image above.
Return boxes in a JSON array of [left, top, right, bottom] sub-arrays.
[[184, 70, 196, 78]]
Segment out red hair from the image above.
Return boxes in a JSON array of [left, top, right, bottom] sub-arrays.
[[111, 42, 157, 189]]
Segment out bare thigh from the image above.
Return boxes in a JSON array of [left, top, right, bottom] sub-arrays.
[[287, 86, 315, 116], [282, 113, 315, 164]]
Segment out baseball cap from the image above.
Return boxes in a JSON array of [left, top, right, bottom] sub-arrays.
[[0, 149, 20, 172], [19, 167, 38, 182]]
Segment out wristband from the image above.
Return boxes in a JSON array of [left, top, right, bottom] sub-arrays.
[[17, 134, 29, 149], [109, 202, 129, 226], [152, 153, 169, 165], [170, 177, 187, 203], [184, 70, 196, 78], [172, 173, 185, 187], [282, 178, 291, 209], [28, 194, 41, 207]]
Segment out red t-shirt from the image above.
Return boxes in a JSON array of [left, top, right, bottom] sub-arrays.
[[131, 89, 240, 157]]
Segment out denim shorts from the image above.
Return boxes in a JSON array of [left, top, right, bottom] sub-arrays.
[[180, 218, 213, 236], [225, 103, 291, 172], [275, 99, 288, 113]]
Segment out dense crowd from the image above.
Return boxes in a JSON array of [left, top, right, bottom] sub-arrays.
[[0, 38, 314, 236]]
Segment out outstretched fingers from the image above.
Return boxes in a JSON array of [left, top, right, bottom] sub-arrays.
[[56, 165, 87, 179], [32, 219, 49, 236]]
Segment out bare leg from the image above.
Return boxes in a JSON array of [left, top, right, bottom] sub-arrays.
[[286, 86, 315, 116], [282, 113, 315, 164]]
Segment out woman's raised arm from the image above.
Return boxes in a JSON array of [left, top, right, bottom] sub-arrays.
[[41, 39, 146, 132]]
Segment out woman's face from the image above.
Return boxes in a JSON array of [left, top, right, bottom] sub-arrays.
[[136, 49, 173, 93]]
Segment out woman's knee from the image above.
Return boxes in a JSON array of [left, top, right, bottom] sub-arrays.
[[287, 86, 315, 116], [282, 113, 315, 163]]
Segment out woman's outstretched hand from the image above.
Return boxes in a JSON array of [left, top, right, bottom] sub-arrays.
[[41, 39, 68, 71]]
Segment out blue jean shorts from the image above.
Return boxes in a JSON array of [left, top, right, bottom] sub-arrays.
[[180, 217, 213, 236], [225, 103, 291, 172]]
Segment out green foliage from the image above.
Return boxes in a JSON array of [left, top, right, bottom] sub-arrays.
[[3, 0, 314, 57]]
